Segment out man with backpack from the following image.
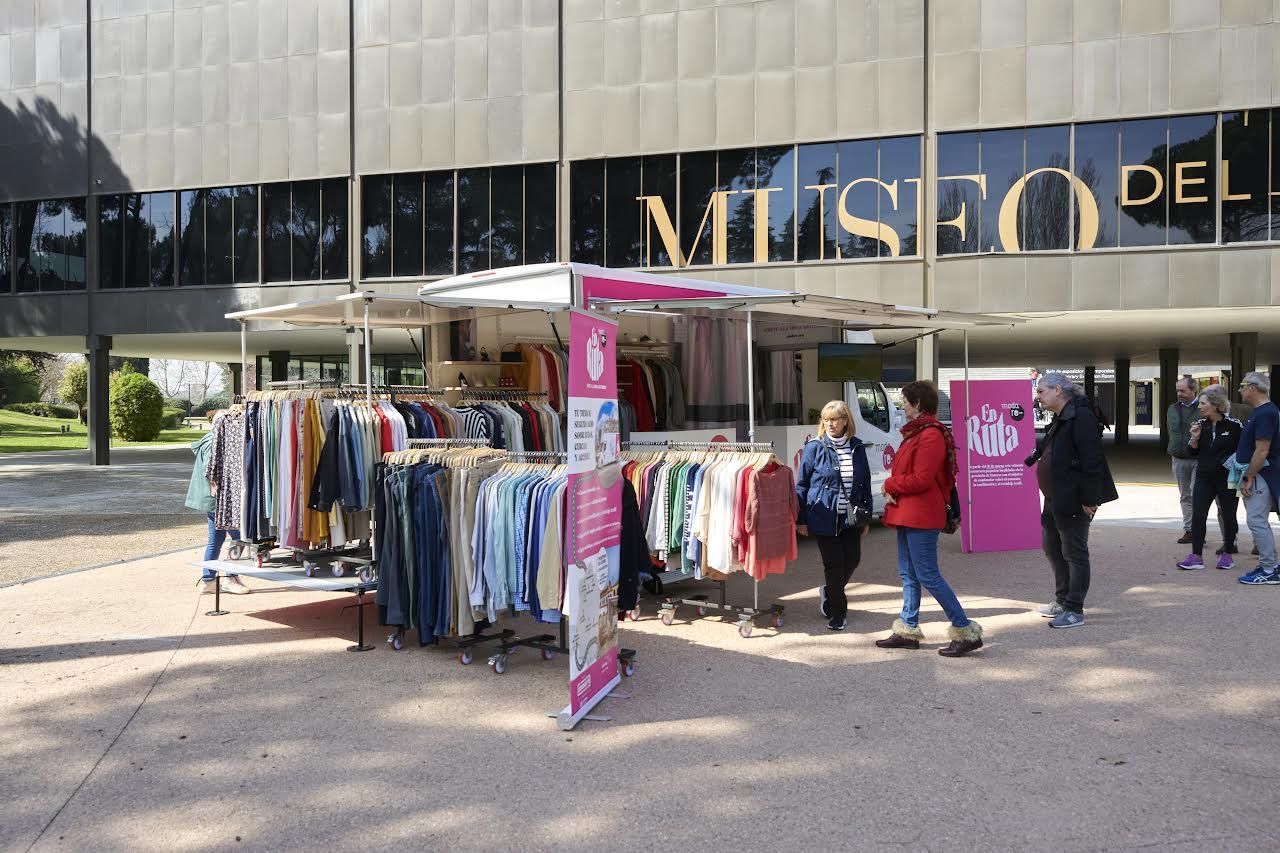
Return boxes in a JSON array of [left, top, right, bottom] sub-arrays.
[[1026, 372, 1119, 628]]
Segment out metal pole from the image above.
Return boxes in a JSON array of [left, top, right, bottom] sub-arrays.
[[963, 330, 973, 547], [240, 321, 247, 388], [746, 310, 755, 443], [363, 300, 373, 408]]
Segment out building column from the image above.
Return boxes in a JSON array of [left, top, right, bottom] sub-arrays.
[[228, 362, 243, 397], [915, 333, 938, 384], [87, 335, 112, 466], [1114, 358, 1130, 446], [347, 328, 369, 384], [1084, 365, 1096, 403], [1230, 332, 1259, 404], [1270, 364, 1280, 387], [268, 350, 290, 383], [1158, 348, 1179, 450]]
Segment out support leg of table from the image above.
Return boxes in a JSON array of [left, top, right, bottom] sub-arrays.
[[205, 573, 229, 617], [347, 590, 375, 652]]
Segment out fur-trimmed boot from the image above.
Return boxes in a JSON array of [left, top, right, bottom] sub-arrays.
[[875, 618, 924, 650], [938, 621, 983, 657]]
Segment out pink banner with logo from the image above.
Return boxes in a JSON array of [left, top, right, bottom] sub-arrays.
[[564, 309, 622, 723], [950, 380, 1042, 553]]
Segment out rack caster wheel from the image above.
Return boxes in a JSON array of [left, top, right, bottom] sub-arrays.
[[256, 554, 265, 568], [696, 606, 708, 617], [358, 566, 376, 584], [773, 615, 784, 629], [659, 610, 674, 626], [387, 633, 403, 651], [330, 562, 345, 578], [738, 622, 753, 639], [541, 648, 557, 661], [458, 649, 473, 665], [303, 562, 316, 578], [490, 655, 508, 674], [228, 543, 247, 560], [627, 607, 641, 622], [622, 659, 636, 677]]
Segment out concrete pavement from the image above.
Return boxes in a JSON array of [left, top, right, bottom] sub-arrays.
[[3, 471, 1279, 851]]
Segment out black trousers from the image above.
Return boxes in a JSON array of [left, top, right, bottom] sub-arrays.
[[816, 527, 863, 620], [1041, 499, 1092, 614], [1191, 471, 1238, 555]]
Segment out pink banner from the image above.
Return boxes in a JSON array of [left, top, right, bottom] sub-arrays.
[[950, 380, 1042, 553], [565, 310, 622, 718]]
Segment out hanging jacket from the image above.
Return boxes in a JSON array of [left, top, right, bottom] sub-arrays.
[[796, 434, 872, 537], [617, 479, 648, 613]]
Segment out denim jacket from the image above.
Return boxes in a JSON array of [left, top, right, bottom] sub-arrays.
[[796, 435, 872, 537]]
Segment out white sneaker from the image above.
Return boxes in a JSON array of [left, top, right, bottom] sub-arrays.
[[197, 578, 217, 594], [819, 586, 828, 618], [1037, 601, 1064, 618], [221, 575, 251, 595]]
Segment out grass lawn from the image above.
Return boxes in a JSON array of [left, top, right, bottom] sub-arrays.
[[0, 409, 210, 454]]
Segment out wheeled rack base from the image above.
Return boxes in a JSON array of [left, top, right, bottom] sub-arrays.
[[656, 580, 785, 638], [487, 619, 637, 678]]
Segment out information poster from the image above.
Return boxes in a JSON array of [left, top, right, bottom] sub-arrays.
[[950, 380, 1042, 553], [561, 309, 622, 728]]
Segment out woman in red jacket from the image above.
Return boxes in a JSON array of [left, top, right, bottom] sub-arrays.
[[875, 381, 983, 657]]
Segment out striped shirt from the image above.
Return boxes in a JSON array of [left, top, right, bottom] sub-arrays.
[[830, 435, 856, 518]]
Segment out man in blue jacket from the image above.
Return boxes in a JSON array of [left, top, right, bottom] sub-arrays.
[[1235, 372, 1280, 585]]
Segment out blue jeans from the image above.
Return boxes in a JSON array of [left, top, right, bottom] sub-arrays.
[[896, 527, 970, 628], [203, 513, 241, 580]]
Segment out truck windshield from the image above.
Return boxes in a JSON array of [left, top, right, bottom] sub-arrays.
[[856, 384, 890, 432]]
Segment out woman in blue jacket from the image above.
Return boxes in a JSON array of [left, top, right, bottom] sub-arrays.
[[796, 400, 873, 631]]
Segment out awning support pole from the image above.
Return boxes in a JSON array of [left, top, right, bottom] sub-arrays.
[[364, 300, 373, 407], [746, 308, 758, 612], [746, 309, 755, 444], [963, 330, 973, 547], [239, 321, 247, 391]]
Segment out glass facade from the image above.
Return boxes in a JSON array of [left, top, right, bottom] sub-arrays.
[[937, 112, 1226, 254], [361, 163, 555, 279], [4, 110, 1280, 297]]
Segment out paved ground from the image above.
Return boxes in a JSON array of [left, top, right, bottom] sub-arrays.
[[2, 439, 1279, 851], [0, 446, 206, 587]]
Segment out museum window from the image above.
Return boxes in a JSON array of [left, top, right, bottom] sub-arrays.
[[756, 145, 796, 262], [1073, 121, 1120, 249], [936, 132, 981, 255], [14, 198, 87, 293], [605, 156, 642, 268], [1022, 124, 1071, 251], [1118, 117, 1169, 247], [1221, 109, 1269, 243], [0, 205, 10, 293], [177, 186, 258, 286], [836, 139, 879, 259], [570, 160, 605, 266], [262, 180, 346, 283], [879, 135, 921, 258], [797, 142, 838, 262], [1166, 113, 1217, 245]]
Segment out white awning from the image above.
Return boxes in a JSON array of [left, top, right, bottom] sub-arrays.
[[588, 293, 1022, 331], [226, 291, 567, 328]]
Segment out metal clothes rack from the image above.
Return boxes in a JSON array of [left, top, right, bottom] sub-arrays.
[[405, 437, 490, 448], [621, 439, 785, 638], [505, 450, 567, 461], [486, 613, 637, 679], [457, 389, 550, 400]]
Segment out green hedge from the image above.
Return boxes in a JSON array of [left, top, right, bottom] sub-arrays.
[[161, 406, 186, 429], [109, 370, 164, 441], [4, 402, 78, 419]]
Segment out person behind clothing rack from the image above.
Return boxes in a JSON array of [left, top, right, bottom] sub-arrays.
[[185, 413, 250, 595], [796, 400, 872, 632], [875, 381, 983, 657]]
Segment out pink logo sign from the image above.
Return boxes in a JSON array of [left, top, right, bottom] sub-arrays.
[[586, 329, 606, 382], [882, 444, 896, 470]]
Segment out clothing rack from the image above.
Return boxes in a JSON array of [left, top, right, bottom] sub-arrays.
[[266, 378, 340, 388], [621, 439, 786, 638], [505, 451, 567, 461], [458, 389, 549, 400], [486, 615, 637, 679], [406, 437, 490, 448]]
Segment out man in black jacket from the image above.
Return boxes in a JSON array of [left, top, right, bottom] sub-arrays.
[[1026, 373, 1119, 628]]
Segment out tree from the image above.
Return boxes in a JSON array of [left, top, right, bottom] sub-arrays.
[[0, 356, 41, 406], [60, 360, 89, 423], [109, 367, 164, 441], [38, 358, 66, 402]]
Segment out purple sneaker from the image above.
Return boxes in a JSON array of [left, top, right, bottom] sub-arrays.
[[1216, 552, 1235, 570], [1176, 553, 1205, 570]]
